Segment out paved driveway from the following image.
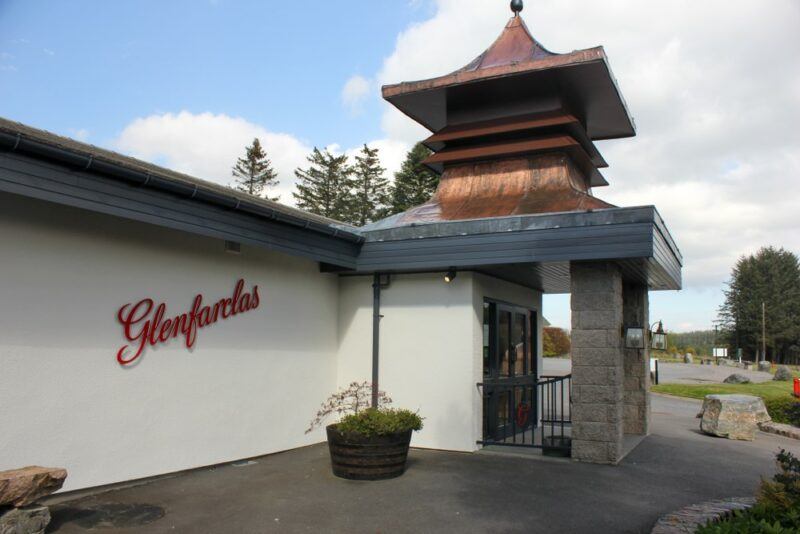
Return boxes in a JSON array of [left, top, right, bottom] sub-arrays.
[[47, 395, 799, 534], [655, 362, 773, 384], [542, 358, 774, 384]]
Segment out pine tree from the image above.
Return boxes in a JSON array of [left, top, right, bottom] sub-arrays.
[[718, 247, 800, 363], [351, 144, 391, 226], [293, 148, 353, 221], [231, 138, 280, 201], [389, 142, 439, 214]]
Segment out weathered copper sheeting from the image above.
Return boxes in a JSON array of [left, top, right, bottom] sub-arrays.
[[382, 15, 605, 100], [425, 111, 577, 145], [423, 134, 606, 188], [424, 134, 578, 165], [395, 154, 614, 225], [462, 15, 554, 71]]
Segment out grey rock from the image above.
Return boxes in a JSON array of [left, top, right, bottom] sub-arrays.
[[758, 361, 772, 372], [0, 505, 50, 534], [700, 394, 771, 440], [683, 354, 693, 364], [723, 373, 751, 384], [774, 366, 793, 381]]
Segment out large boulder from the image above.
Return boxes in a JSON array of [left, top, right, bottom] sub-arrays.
[[0, 467, 67, 507], [700, 394, 771, 440], [684, 354, 693, 364], [0, 505, 50, 534], [723, 373, 751, 384], [758, 361, 772, 372], [774, 366, 793, 381]]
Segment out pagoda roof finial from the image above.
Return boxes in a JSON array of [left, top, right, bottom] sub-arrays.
[[510, 0, 523, 16]]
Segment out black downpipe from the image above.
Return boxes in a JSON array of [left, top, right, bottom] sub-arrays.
[[371, 273, 390, 408]]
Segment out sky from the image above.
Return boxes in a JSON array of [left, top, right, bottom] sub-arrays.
[[1, 0, 799, 333]]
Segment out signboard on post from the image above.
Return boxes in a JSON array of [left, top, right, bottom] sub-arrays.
[[712, 347, 728, 358]]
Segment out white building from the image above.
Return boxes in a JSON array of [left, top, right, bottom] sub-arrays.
[[0, 11, 681, 492]]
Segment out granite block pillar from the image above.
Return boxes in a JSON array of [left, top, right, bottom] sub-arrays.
[[623, 282, 650, 435], [570, 262, 624, 464]]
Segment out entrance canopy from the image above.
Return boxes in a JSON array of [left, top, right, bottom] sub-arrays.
[[349, 206, 682, 293]]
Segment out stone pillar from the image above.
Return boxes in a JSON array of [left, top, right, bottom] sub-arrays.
[[623, 283, 650, 435], [570, 262, 624, 464]]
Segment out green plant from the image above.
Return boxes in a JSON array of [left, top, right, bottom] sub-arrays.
[[337, 408, 423, 437], [697, 450, 800, 533], [306, 381, 391, 433], [763, 397, 800, 426]]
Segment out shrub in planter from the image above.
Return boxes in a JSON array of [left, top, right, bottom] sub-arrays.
[[307, 382, 423, 480]]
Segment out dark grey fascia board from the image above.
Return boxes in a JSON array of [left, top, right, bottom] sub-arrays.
[[0, 129, 363, 245], [651, 206, 683, 265], [361, 206, 673, 245], [357, 223, 654, 270], [0, 152, 361, 268], [355, 208, 683, 290]]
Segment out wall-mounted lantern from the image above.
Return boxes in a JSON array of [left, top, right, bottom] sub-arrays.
[[624, 327, 645, 349], [444, 268, 457, 283], [650, 320, 667, 351], [624, 321, 668, 350]]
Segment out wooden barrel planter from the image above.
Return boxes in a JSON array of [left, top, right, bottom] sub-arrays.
[[326, 425, 412, 480]]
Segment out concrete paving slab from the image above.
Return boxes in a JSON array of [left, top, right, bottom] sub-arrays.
[[45, 395, 799, 534]]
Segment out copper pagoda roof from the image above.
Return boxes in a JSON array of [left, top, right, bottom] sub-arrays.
[[382, 15, 635, 140]]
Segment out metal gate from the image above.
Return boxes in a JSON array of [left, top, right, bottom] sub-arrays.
[[478, 374, 572, 453]]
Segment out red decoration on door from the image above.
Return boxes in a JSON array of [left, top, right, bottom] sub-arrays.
[[116, 279, 260, 366], [516, 402, 531, 427]]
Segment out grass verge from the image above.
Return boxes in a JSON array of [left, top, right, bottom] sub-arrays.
[[652, 381, 799, 425]]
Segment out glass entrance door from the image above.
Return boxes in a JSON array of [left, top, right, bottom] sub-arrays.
[[482, 300, 537, 442]]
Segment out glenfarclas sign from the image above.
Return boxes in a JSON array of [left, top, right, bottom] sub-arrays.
[[116, 279, 260, 365]]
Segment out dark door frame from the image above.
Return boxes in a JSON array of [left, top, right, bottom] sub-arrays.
[[482, 298, 539, 442]]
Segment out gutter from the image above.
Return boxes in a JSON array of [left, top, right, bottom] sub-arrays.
[[0, 131, 364, 245]]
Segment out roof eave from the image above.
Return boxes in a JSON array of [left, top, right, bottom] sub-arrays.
[[381, 47, 606, 100]]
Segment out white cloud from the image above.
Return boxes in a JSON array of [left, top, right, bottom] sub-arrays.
[[371, 0, 800, 297], [112, 112, 409, 206], [108, 1, 800, 327], [341, 75, 372, 115], [114, 111, 311, 203]]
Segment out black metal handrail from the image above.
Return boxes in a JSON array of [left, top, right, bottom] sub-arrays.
[[477, 374, 572, 451]]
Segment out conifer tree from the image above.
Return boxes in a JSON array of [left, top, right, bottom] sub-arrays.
[[351, 144, 391, 226], [293, 148, 353, 221], [389, 142, 438, 214], [231, 138, 280, 201], [718, 246, 800, 363]]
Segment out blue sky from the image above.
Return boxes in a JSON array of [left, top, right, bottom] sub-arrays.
[[0, 1, 425, 148], [2, 1, 798, 333]]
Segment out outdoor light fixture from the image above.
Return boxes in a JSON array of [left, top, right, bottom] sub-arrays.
[[224, 240, 241, 255], [624, 327, 645, 349], [444, 268, 457, 283], [650, 320, 667, 351]]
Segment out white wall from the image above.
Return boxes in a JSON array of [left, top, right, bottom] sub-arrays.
[[0, 193, 547, 491], [337, 272, 542, 452], [0, 194, 340, 491], [337, 273, 477, 451]]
